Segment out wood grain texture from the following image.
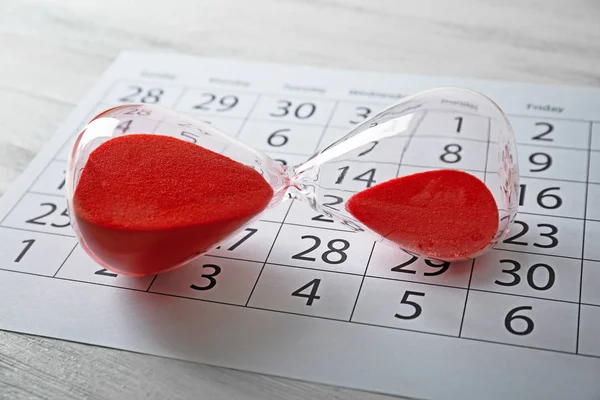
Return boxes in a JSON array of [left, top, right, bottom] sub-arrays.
[[0, 0, 599, 398]]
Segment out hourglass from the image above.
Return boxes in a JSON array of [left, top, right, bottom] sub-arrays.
[[66, 87, 519, 276]]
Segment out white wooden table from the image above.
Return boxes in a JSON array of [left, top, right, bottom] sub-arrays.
[[1, 0, 599, 398]]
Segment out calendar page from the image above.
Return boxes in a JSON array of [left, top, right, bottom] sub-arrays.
[[1, 51, 599, 400]]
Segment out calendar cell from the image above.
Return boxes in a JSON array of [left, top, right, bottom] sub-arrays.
[[317, 160, 398, 192], [175, 88, 259, 118], [584, 221, 600, 261], [578, 305, 600, 357], [190, 116, 245, 137], [582, 260, 600, 306], [1, 193, 73, 236], [104, 81, 184, 107], [0, 227, 76, 276], [328, 101, 387, 129], [366, 240, 473, 289], [248, 264, 362, 320], [508, 117, 590, 149], [461, 291, 578, 352], [397, 164, 485, 182], [587, 184, 600, 221], [587, 152, 599, 184], [237, 121, 324, 155], [284, 194, 354, 232], [56, 245, 154, 290], [352, 277, 467, 336], [516, 177, 586, 219], [470, 250, 580, 302], [250, 95, 336, 125], [401, 137, 488, 172], [268, 224, 371, 275], [149, 256, 262, 305], [30, 161, 67, 196], [496, 214, 583, 258], [415, 112, 489, 142], [493, 145, 588, 182], [319, 127, 407, 164], [207, 221, 280, 263]]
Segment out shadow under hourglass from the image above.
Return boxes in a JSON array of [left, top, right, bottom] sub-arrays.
[[116, 258, 316, 365]]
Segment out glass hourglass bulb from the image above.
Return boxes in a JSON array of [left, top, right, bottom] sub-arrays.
[[66, 87, 519, 276]]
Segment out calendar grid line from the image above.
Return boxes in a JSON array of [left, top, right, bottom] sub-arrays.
[[0, 267, 150, 292], [3, 68, 600, 382], [576, 122, 593, 353], [272, 221, 354, 233], [261, 261, 364, 277], [395, 111, 428, 178], [207, 93, 262, 158], [349, 242, 376, 321], [112, 78, 600, 125], [109, 79, 600, 131], [312, 100, 340, 153], [169, 86, 192, 115], [483, 117, 492, 183], [52, 243, 78, 278], [367, 272, 470, 291], [581, 303, 600, 308], [244, 199, 295, 307], [232, 93, 263, 139], [0, 263, 594, 358], [493, 248, 581, 261], [351, 319, 580, 355], [0, 225, 75, 238], [2, 249, 594, 360], [34, 159, 598, 188], [146, 275, 158, 292], [48, 146, 596, 168], [469, 287, 580, 305], [458, 259, 476, 337], [365, 271, 581, 304]]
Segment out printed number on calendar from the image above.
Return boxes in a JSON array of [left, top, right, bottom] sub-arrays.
[[503, 220, 558, 248], [311, 195, 344, 223], [292, 236, 349, 265], [292, 279, 321, 305], [119, 86, 164, 104], [519, 185, 562, 209], [395, 291, 425, 320], [95, 268, 118, 278], [440, 144, 462, 164], [495, 260, 555, 291], [392, 256, 450, 276], [191, 264, 222, 291], [267, 129, 290, 147], [194, 93, 239, 112], [215, 228, 258, 251], [14, 239, 35, 263], [505, 306, 534, 335], [350, 106, 372, 124], [270, 100, 317, 120], [123, 107, 151, 116], [336, 166, 377, 188], [532, 122, 553, 142], [25, 203, 70, 228], [527, 152, 552, 173]]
